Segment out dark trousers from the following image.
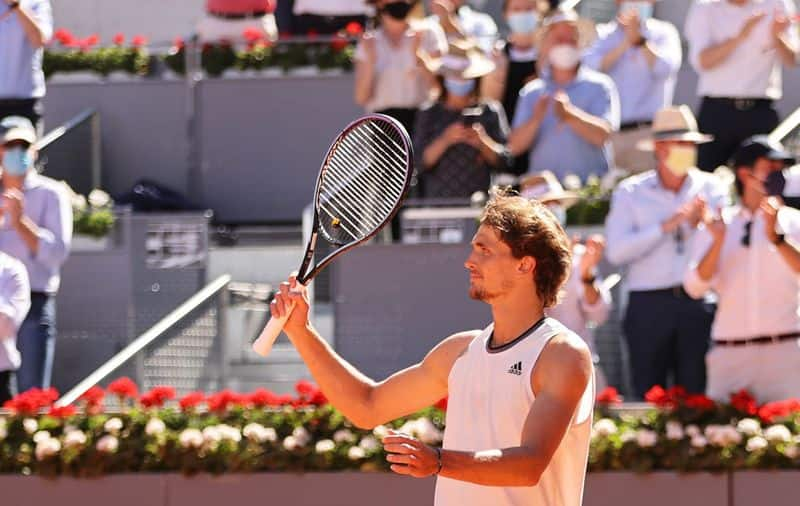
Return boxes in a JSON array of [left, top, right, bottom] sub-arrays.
[[16, 293, 56, 393], [696, 96, 779, 172], [624, 288, 715, 398], [292, 14, 368, 35], [0, 98, 43, 134], [0, 370, 13, 405]]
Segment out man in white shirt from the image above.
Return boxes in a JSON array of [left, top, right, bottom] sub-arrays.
[[605, 105, 730, 398], [684, 136, 800, 402], [684, 0, 799, 172], [0, 250, 30, 404], [583, 0, 682, 173]]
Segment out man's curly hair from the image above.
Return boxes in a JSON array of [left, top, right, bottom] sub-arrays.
[[480, 187, 572, 308]]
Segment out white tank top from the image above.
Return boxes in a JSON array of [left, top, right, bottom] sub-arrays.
[[435, 317, 595, 506]]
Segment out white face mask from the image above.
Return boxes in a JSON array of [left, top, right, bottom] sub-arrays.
[[548, 44, 581, 70], [664, 145, 697, 177]]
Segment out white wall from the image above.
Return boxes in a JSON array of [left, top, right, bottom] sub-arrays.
[[51, 0, 207, 46]]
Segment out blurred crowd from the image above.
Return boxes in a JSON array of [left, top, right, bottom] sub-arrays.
[[2, 0, 800, 405]]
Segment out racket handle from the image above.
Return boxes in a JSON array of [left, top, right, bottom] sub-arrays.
[[252, 303, 294, 357]]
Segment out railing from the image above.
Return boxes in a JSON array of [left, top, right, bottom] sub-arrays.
[[56, 275, 232, 407], [771, 106, 800, 159], [36, 108, 101, 195]]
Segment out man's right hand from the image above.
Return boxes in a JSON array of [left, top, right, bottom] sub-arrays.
[[441, 122, 470, 147], [738, 11, 767, 42], [618, 10, 642, 46], [361, 33, 377, 66], [662, 197, 705, 234], [270, 274, 311, 336]]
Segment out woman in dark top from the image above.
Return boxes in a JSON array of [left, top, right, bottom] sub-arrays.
[[414, 43, 511, 199]]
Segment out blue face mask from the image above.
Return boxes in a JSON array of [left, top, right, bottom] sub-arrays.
[[620, 1, 653, 21], [506, 11, 538, 34], [444, 78, 476, 97], [2, 147, 33, 176]]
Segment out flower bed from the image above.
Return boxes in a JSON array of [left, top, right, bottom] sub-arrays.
[[44, 27, 362, 79], [2, 380, 799, 477]]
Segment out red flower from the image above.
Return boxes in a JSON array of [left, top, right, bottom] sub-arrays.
[[179, 391, 205, 411], [80, 385, 105, 404], [2, 388, 59, 415], [48, 405, 77, 418], [112, 33, 125, 45], [345, 21, 363, 36], [53, 28, 75, 46], [730, 389, 758, 415], [295, 380, 327, 406], [173, 36, 185, 49], [758, 399, 800, 423], [131, 35, 148, 48], [330, 36, 349, 52], [139, 386, 176, 408], [206, 389, 245, 412], [248, 388, 283, 407], [684, 394, 715, 411], [434, 396, 448, 411], [242, 27, 264, 43], [596, 386, 623, 405], [306, 29, 319, 41], [108, 377, 139, 400], [644, 385, 670, 406], [85, 34, 100, 47]]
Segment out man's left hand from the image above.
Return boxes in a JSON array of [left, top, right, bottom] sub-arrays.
[[761, 195, 783, 243], [579, 234, 605, 280], [552, 91, 573, 122], [382, 431, 440, 478], [2, 189, 24, 228]]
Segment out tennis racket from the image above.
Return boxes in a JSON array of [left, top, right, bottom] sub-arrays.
[[252, 114, 413, 357]]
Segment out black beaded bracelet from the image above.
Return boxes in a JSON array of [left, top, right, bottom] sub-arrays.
[[434, 447, 443, 474], [772, 234, 786, 246]]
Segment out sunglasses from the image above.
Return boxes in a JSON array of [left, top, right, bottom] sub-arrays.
[[741, 220, 752, 247]]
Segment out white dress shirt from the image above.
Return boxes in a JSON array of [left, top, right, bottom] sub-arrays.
[[353, 21, 447, 112], [547, 244, 611, 353], [684, 205, 800, 339], [0, 252, 31, 372], [605, 169, 730, 291], [684, 0, 799, 100], [293, 0, 368, 16]]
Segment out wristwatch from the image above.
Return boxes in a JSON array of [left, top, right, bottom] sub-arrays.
[[8, 1, 20, 10], [772, 234, 786, 246]]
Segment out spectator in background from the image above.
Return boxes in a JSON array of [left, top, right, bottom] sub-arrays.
[[0, 116, 71, 392], [414, 43, 511, 198], [196, 0, 278, 42], [354, 0, 447, 136], [429, 0, 498, 52], [605, 105, 729, 398], [583, 0, 682, 174], [522, 171, 612, 390], [0, 250, 30, 405], [685, 0, 799, 172], [509, 8, 618, 182], [685, 137, 800, 402], [0, 0, 53, 133], [293, 0, 369, 34], [483, 0, 550, 176]]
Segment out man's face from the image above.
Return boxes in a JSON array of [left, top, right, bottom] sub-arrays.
[[543, 21, 579, 53], [464, 224, 527, 301], [506, 0, 537, 15], [740, 157, 786, 195]]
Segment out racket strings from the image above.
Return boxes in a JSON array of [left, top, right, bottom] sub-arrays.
[[317, 118, 410, 245]]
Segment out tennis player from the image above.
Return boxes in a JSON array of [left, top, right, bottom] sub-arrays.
[[270, 189, 595, 506]]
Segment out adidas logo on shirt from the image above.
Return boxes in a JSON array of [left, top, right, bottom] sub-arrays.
[[507, 361, 522, 375]]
